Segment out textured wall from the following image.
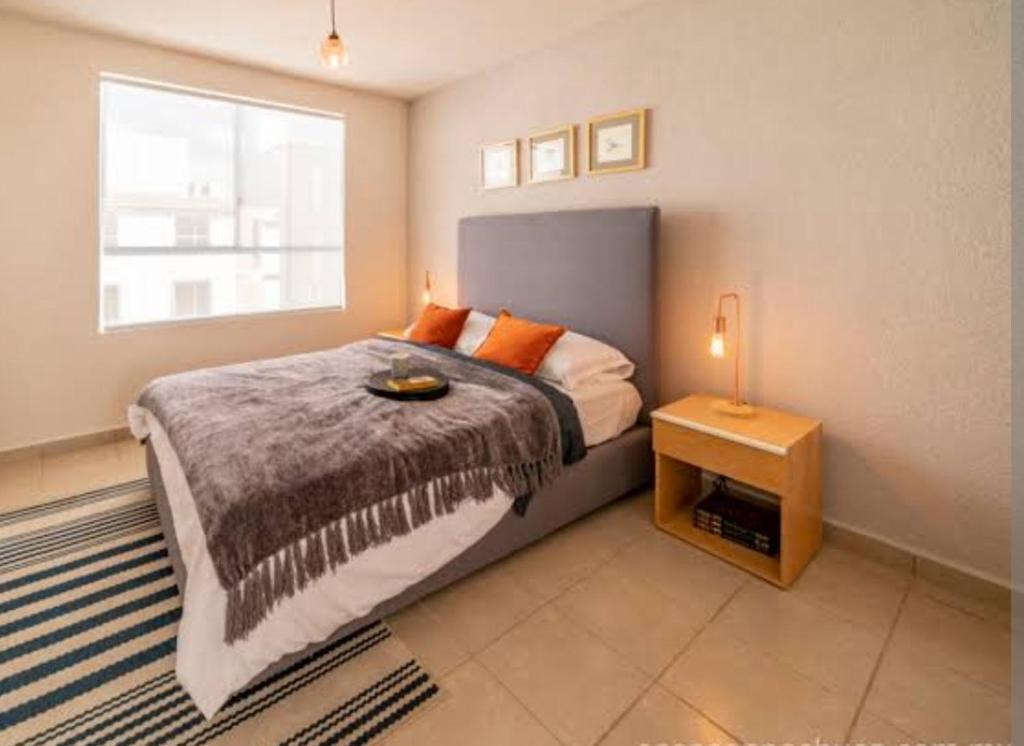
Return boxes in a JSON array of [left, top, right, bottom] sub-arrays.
[[0, 15, 408, 452], [408, 0, 1011, 580]]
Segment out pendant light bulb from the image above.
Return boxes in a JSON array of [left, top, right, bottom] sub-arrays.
[[319, 0, 349, 68], [320, 33, 348, 68]]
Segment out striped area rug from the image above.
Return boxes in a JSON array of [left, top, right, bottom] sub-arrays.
[[0, 479, 441, 745]]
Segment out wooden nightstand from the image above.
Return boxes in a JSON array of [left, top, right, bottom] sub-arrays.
[[651, 394, 822, 587], [377, 329, 407, 340]]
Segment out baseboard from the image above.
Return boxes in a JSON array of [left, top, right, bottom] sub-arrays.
[[821, 520, 914, 571], [0, 426, 131, 465], [699, 472, 1012, 608], [824, 515, 1013, 608]]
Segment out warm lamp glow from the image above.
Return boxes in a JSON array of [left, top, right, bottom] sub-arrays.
[[422, 271, 432, 305], [710, 333, 726, 358], [318, 0, 349, 69], [319, 33, 348, 68], [709, 292, 753, 416]]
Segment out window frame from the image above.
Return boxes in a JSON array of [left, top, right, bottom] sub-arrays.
[[97, 73, 347, 333]]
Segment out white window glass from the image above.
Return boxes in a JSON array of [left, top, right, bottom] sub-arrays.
[[102, 285, 121, 327], [173, 280, 212, 318], [99, 79, 345, 329]]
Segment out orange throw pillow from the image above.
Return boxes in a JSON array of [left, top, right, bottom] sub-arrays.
[[474, 310, 566, 375], [407, 303, 472, 348]]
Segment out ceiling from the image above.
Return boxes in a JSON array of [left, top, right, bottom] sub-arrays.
[[0, 0, 649, 99]]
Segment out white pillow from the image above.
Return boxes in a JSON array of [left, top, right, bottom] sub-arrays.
[[536, 330, 635, 390], [454, 310, 497, 355], [452, 311, 634, 389]]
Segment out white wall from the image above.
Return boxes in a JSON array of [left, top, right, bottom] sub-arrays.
[[408, 0, 1011, 581], [0, 15, 408, 452]]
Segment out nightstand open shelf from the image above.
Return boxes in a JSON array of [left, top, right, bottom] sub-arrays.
[[652, 394, 822, 587], [655, 460, 783, 584]]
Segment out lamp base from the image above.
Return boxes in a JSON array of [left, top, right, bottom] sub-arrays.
[[711, 399, 756, 418]]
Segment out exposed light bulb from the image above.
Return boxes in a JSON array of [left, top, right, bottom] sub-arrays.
[[320, 33, 348, 68], [710, 333, 726, 358], [422, 270, 432, 305]]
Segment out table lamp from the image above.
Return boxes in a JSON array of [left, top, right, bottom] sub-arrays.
[[710, 292, 755, 417], [422, 271, 432, 305]]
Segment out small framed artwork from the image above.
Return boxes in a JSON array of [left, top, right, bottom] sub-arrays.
[[528, 125, 575, 184], [586, 108, 647, 175], [480, 140, 518, 190]]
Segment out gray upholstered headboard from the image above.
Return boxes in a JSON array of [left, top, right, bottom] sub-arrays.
[[458, 207, 658, 415]]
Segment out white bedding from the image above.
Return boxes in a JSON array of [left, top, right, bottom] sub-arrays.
[[128, 377, 641, 718], [131, 406, 512, 718], [565, 380, 642, 447]]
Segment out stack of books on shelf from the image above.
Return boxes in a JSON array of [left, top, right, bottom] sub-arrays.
[[693, 487, 779, 557]]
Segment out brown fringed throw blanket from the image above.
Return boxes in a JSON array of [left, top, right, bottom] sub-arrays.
[[138, 338, 585, 643]]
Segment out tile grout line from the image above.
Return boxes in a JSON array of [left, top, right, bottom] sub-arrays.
[[465, 516, 659, 745], [690, 571, 904, 704], [401, 503, 891, 745], [474, 589, 653, 746], [912, 580, 1009, 626], [390, 507, 653, 744], [787, 548, 914, 635], [840, 577, 913, 744], [408, 501, 653, 665], [590, 578, 751, 746], [903, 585, 1014, 695], [470, 584, 583, 746], [664, 573, 913, 746], [367, 509, 654, 746], [470, 511, 653, 660], [428, 511, 754, 745], [473, 656, 570, 745], [412, 525, 996, 746]]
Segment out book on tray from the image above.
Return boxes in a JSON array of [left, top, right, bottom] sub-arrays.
[[386, 375, 439, 392]]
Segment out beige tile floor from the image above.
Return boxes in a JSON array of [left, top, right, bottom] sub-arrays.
[[0, 438, 1011, 745]]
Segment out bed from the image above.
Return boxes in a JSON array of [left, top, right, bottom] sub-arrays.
[[139, 206, 659, 717]]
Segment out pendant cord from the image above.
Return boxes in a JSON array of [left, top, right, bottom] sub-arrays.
[[330, 0, 337, 35]]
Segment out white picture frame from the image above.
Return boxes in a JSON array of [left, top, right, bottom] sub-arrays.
[[480, 140, 518, 190]]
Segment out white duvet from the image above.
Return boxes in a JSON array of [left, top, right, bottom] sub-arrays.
[[128, 379, 641, 718], [131, 407, 511, 717]]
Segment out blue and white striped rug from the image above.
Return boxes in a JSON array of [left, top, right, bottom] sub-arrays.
[[0, 479, 441, 744]]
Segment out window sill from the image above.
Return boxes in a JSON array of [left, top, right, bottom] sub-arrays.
[[99, 303, 346, 334]]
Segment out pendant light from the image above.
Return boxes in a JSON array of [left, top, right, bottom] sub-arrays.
[[319, 0, 349, 69]]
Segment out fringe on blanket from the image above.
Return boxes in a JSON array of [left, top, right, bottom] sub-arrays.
[[224, 449, 561, 644]]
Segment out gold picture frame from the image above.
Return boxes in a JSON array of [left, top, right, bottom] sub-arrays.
[[528, 125, 576, 184], [586, 108, 647, 175], [480, 139, 518, 190]]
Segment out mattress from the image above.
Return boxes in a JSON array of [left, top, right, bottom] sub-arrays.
[[565, 380, 642, 447]]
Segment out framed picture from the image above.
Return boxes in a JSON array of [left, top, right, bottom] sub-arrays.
[[528, 125, 575, 184], [480, 140, 518, 190], [586, 109, 647, 175]]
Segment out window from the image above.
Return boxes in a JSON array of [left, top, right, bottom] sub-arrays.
[[99, 78, 345, 329], [102, 285, 121, 327], [173, 280, 212, 318]]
